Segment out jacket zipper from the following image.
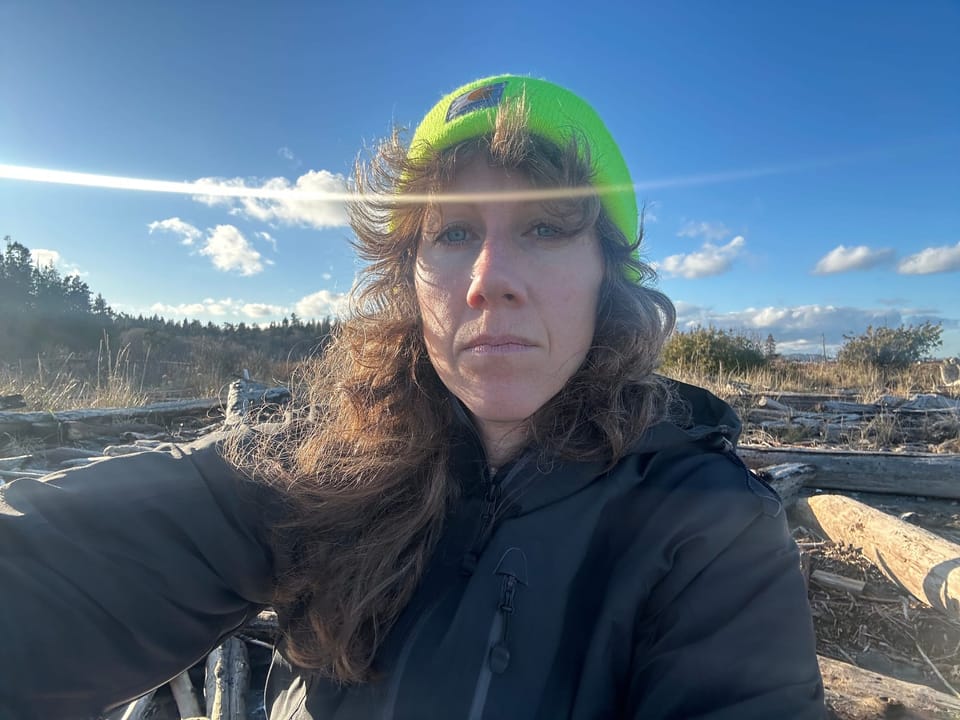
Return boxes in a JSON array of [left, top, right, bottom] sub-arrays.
[[467, 548, 528, 720], [461, 454, 532, 576], [461, 478, 500, 575]]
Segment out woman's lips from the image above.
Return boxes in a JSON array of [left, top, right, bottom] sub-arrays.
[[462, 335, 536, 354]]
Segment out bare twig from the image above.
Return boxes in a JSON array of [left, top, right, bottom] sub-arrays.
[[915, 640, 960, 698]]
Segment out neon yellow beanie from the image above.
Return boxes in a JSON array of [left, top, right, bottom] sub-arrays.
[[408, 75, 638, 247]]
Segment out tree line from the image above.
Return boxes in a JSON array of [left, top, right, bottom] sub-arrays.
[[0, 237, 335, 366]]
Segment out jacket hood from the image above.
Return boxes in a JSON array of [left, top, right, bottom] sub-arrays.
[[632, 378, 743, 455]]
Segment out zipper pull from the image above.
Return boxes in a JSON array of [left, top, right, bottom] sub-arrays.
[[489, 547, 529, 674]]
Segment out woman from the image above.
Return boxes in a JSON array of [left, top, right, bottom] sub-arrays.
[[0, 75, 825, 719]]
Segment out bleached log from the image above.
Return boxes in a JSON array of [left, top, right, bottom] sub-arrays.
[[819, 655, 960, 719], [794, 494, 960, 622], [754, 463, 815, 509], [757, 396, 793, 412], [205, 636, 249, 720], [169, 669, 203, 718], [738, 446, 960, 499], [225, 378, 290, 426]]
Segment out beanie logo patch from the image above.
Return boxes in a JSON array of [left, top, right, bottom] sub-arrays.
[[445, 82, 506, 122]]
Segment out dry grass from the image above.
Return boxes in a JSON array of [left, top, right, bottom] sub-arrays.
[[0, 338, 294, 412], [664, 359, 951, 403]]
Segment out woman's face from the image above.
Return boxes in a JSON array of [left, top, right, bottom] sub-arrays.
[[414, 154, 604, 458]]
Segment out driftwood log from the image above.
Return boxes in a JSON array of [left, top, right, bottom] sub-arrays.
[[755, 462, 815, 509], [794, 494, 960, 621], [0, 398, 220, 437], [205, 637, 250, 720], [225, 377, 290, 426], [0, 394, 26, 410], [62, 420, 165, 441], [820, 655, 960, 719], [739, 446, 960, 500]]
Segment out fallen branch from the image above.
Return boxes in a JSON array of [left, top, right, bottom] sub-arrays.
[[811, 569, 866, 595]]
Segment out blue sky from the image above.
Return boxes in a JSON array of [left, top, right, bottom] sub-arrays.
[[1, 0, 958, 356]]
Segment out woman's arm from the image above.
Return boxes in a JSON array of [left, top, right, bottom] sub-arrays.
[[626, 452, 826, 719], [0, 433, 277, 720]]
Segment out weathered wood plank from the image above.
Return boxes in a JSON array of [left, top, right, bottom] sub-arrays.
[[739, 446, 960, 499]]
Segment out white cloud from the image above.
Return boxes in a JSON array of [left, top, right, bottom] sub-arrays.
[[242, 302, 286, 318], [813, 245, 894, 274], [148, 217, 203, 245], [30, 247, 85, 277], [897, 241, 960, 275], [657, 236, 746, 278], [193, 169, 349, 229], [200, 225, 266, 276], [151, 300, 221, 317], [295, 289, 349, 319], [677, 220, 730, 241], [148, 297, 292, 321], [31, 248, 61, 268], [671, 301, 955, 355]]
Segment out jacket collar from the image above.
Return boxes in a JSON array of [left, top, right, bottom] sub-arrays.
[[446, 379, 741, 515]]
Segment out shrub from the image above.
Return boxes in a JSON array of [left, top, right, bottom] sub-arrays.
[[660, 326, 768, 375], [837, 322, 942, 370]]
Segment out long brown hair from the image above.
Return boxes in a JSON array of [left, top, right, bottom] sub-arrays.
[[225, 101, 677, 683]]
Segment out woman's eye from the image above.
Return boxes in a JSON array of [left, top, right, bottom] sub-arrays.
[[532, 223, 563, 238], [437, 226, 469, 244]]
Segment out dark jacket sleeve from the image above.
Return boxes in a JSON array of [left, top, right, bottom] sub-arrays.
[[626, 450, 826, 719], [0, 433, 278, 720]]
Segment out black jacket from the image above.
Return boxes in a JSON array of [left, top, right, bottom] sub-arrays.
[[0, 382, 825, 719]]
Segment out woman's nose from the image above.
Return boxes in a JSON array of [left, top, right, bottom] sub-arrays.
[[466, 236, 525, 309]]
